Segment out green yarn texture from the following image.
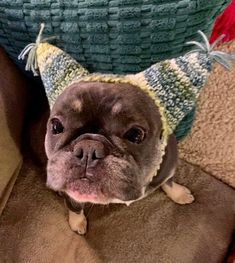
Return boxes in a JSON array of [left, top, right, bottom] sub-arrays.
[[0, 0, 229, 141]]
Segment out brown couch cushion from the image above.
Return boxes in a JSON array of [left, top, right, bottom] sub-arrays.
[[0, 48, 28, 215]]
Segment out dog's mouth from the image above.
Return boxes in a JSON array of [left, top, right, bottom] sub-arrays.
[[65, 189, 109, 204]]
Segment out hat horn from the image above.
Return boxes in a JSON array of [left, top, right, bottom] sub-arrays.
[[132, 31, 235, 131], [19, 23, 89, 106]]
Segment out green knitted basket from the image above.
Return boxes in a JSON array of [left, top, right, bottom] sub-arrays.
[[0, 0, 229, 141]]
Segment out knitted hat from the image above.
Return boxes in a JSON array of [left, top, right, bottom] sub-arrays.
[[19, 23, 235, 170]]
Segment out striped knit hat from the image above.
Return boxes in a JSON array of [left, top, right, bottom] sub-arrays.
[[19, 23, 235, 140]]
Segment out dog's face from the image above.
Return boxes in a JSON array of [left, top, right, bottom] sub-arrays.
[[45, 81, 162, 204]]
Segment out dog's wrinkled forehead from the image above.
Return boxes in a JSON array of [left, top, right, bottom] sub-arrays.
[[51, 81, 161, 129]]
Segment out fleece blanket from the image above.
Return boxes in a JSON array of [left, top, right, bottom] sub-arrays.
[[0, 155, 234, 262]]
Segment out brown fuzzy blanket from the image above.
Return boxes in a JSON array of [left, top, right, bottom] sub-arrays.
[[0, 156, 234, 263], [179, 41, 235, 188]]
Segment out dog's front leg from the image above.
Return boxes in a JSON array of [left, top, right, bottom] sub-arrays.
[[65, 197, 87, 235], [146, 133, 194, 205], [161, 177, 194, 205]]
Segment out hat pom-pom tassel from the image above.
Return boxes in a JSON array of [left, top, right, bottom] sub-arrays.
[[186, 31, 235, 70], [18, 23, 45, 76], [18, 23, 55, 76]]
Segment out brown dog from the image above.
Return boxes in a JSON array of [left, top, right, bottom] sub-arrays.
[[45, 81, 194, 234]]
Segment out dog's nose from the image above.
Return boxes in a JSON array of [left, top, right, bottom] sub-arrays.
[[74, 140, 106, 167]]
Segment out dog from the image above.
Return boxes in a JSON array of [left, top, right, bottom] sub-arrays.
[[45, 81, 194, 235]]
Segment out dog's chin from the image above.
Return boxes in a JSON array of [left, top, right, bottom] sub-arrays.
[[62, 178, 107, 204], [46, 177, 109, 204], [63, 181, 137, 205], [54, 179, 141, 205], [47, 175, 132, 205], [65, 189, 111, 204]]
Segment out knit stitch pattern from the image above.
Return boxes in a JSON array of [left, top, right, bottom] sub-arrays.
[[143, 53, 212, 130], [37, 43, 89, 104]]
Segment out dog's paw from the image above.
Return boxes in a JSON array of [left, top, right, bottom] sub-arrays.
[[68, 210, 87, 235], [162, 182, 195, 205]]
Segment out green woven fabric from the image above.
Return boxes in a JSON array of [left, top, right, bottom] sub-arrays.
[[0, 0, 229, 141]]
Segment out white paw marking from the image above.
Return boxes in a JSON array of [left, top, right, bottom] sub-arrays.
[[162, 182, 195, 205], [69, 210, 87, 235]]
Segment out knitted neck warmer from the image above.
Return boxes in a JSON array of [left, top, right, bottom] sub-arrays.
[[19, 23, 235, 178]]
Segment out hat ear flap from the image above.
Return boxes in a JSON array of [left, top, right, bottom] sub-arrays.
[[18, 23, 89, 107]]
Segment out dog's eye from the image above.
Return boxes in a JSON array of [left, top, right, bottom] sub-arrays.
[[51, 118, 64, 135], [124, 126, 146, 144]]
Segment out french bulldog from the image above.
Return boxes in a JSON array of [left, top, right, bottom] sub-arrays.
[[45, 81, 194, 235]]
